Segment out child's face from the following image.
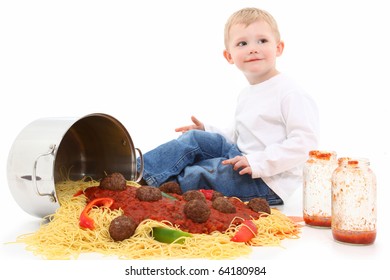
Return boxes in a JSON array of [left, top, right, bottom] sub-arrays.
[[224, 20, 284, 85]]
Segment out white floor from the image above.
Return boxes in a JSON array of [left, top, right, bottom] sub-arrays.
[[1, 165, 388, 280]]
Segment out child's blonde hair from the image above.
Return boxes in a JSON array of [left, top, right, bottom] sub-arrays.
[[224, 7, 281, 49]]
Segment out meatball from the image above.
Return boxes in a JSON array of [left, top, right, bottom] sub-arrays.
[[212, 197, 236, 213], [247, 198, 271, 214], [211, 191, 224, 201], [136, 186, 162, 201], [99, 172, 127, 191], [159, 181, 182, 195], [183, 199, 210, 223], [182, 190, 206, 202], [109, 215, 137, 241]]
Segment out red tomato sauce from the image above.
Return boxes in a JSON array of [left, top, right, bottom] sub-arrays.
[[332, 229, 376, 245], [83, 186, 261, 234], [303, 214, 331, 227]]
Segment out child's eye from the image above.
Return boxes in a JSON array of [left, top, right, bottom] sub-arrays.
[[237, 41, 247, 47], [258, 39, 267, 44]]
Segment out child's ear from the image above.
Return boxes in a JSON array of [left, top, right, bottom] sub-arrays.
[[276, 41, 285, 57], [223, 50, 234, 64]]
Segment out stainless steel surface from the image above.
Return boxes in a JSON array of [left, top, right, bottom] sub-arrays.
[[7, 113, 142, 217]]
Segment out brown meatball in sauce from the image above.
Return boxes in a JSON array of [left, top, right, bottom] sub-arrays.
[[183, 199, 210, 223], [99, 172, 127, 191], [136, 186, 162, 202], [182, 190, 206, 202], [109, 215, 137, 241], [212, 197, 236, 213], [159, 181, 182, 195], [247, 198, 271, 214]]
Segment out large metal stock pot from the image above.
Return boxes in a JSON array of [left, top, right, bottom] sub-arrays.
[[7, 113, 143, 217]]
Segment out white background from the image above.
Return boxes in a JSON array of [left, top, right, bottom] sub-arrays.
[[1, 0, 389, 279]]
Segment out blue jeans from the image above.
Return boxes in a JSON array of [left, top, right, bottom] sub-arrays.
[[137, 130, 283, 205]]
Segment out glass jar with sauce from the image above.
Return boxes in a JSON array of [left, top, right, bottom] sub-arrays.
[[331, 158, 377, 245], [303, 150, 338, 227]]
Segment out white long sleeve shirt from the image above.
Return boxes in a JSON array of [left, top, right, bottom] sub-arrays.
[[205, 73, 319, 201]]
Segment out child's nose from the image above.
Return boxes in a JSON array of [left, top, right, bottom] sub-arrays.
[[249, 44, 260, 54]]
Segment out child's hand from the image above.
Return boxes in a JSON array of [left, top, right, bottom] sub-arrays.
[[222, 156, 252, 175], [175, 116, 205, 133]]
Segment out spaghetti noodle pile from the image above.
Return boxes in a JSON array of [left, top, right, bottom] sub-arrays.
[[14, 179, 300, 260]]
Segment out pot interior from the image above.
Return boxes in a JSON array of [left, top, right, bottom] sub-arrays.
[[54, 114, 136, 185]]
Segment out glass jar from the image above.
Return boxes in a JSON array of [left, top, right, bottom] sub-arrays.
[[303, 150, 338, 227], [331, 158, 377, 245]]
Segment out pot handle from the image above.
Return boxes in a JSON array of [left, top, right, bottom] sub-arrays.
[[32, 145, 57, 202], [135, 147, 144, 183]]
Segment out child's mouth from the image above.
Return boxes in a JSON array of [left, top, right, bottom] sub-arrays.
[[246, 57, 262, 63]]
